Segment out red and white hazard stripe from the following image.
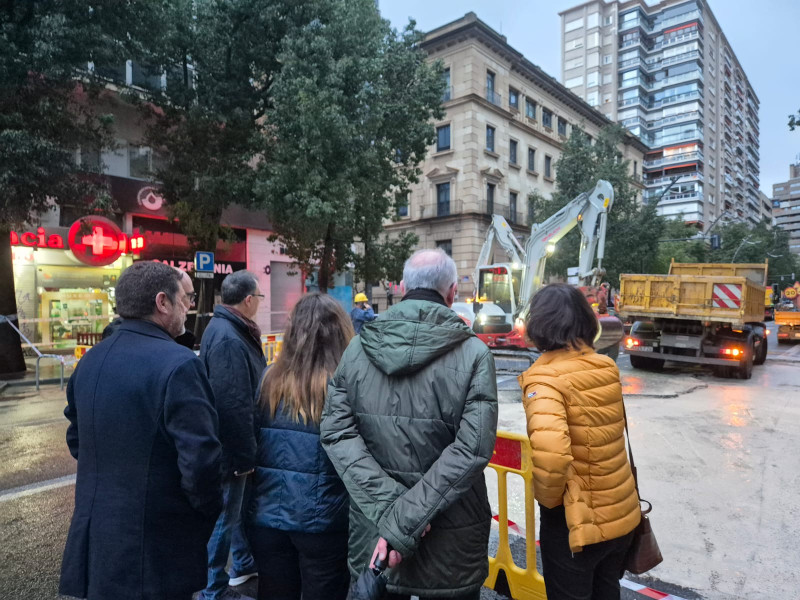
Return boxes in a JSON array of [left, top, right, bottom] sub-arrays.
[[712, 284, 742, 309]]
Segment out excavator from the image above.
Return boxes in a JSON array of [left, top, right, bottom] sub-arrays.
[[470, 180, 624, 372]]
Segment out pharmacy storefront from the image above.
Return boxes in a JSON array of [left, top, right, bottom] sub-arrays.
[[10, 216, 145, 350]]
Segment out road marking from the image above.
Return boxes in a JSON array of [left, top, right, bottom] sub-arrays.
[[0, 474, 75, 503]]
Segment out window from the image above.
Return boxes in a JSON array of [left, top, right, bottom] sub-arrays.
[[397, 195, 409, 217], [486, 70, 495, 94], [633, 161, 638, 177], [436, 239, 453, 257], [566, 75, 584, 89], [603, 73, 613, 84], [510, 139, 518, 165], [565, 17, 584, 32], [586, 71, 599, 88], [558, 118, 567, 137], [528, 147, 536, 171], [509, 88, 520, 110], [603, 54, 613, 65], [566, 57, 584, 70], [486, 125, 496, 152], [487, 183, 495, 213], [565, 38, 584, 51], [129, 145, 153, 179], [436, 183, 450, 216], [526, 98, 536, 119], [587, 52, 599, 68], [442, 68, 451, 101], [587, 91, 599, 106], [586, 12, 599, 28], [436, 125, 451, 152], [509, 192, 518, 223], [542, 109, 553, 129], [604, 15, 613, 26], [80, 145, 101, 173], [587, 32, 600, 48], [545, 155, 553, 178]]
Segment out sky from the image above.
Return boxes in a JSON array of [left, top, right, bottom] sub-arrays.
[[378, 0, 800, 196]]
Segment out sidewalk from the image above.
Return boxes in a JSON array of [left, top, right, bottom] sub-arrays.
[[0, 356, 77, 391]]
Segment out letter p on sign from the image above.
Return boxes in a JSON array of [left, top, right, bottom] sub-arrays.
[[194, 251, 215, 278]]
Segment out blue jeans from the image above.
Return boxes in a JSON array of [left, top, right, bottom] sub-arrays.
[[202, 475, 256, 599]]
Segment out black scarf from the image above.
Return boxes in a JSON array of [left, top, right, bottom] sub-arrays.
[[401, 288, 448, 307]]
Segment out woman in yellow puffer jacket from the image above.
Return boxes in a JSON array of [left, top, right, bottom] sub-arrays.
[[518, 283, 640, 600]]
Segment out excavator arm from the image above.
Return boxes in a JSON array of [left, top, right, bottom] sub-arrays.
[[472, 214, 527, 290], [518, 180, 614, 306]]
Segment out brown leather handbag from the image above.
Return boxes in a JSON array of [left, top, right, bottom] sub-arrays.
[[621, 404, 663, 576]]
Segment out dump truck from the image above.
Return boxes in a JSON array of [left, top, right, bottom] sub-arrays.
[[617, 261, 769, 379], [775, 309, 800, 343]]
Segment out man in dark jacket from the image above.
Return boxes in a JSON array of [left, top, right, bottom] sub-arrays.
[[60, 260, 222, 600], [321, 249, 498, 599], [199, 270, 266, 600]]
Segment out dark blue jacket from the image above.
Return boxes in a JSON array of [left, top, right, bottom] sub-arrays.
[[200, 305, 266, 475], [248, 388, 349, 533], [350, 305, 376, 334], [60, 319, 222, 600]]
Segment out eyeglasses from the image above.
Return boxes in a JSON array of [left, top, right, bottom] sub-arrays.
[[251, 293, 265, 299], [186, 292, 198, 303]]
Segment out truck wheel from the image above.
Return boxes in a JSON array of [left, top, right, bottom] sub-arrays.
[[736, 337, 754, 380], [753, 334, 767, 366], [630, 354, 664, 371]]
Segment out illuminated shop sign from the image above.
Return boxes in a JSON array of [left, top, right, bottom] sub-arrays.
[[152, 258, 237, 275], [9, 217, 145, 267]]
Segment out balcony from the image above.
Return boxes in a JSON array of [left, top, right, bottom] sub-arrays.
[[418, 198, 463, 219], [643, 150, 703, 168], [653, 29, 699, 50], [652, 90, 702, 109], [645, 172, 704, 187], [486, 88, 503, 107], [656, 10, 702, 32]]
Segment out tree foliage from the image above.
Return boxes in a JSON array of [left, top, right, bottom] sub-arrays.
[[0, 1, 157, 376], [536, 124, 664, 287], [259, 0, 444, 291], [789, 109, 799, 131], [708, 220, 800, 282]]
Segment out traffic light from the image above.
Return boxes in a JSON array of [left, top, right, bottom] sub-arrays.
[[710, 234, 721, 250], [772, 283, 781, 303]]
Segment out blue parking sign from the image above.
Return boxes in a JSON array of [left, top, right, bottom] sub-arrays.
[[194, 251, 215, 273]]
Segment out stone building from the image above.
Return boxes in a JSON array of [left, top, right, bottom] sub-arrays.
[[375, 12, 646, 304]]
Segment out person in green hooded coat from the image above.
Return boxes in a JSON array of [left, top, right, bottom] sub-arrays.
[[321, 248, 498, 600]]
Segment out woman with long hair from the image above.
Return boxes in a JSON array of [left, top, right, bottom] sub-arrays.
[[246, 293, 354, 600], [518, 284, 640, 600]]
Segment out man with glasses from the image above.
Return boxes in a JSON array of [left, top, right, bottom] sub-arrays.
[[61, 260, 222, 600], [199, 270, 266, 600]]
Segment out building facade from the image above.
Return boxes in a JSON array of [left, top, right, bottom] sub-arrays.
[[10, 75, 299, 351], [559, 0, 762, 229], [377, 13, 646, 303], [773, 162, 800, 257]]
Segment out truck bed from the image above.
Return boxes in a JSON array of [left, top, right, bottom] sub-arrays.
[[618, 273, 766, 326], [775, 311, 800, 327]]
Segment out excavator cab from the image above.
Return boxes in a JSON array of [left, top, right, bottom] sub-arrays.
[[472, 264, 523, 334]]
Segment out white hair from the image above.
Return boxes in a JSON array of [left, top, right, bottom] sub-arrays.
[[403, 249, 458, 297]]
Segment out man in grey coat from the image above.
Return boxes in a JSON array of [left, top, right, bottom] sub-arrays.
[[321, 249, 498, 599]]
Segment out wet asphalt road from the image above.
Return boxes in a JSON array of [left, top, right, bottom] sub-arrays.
[[2, 341, 798, 599]]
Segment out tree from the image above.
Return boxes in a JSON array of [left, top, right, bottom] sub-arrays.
[[352, 231, 418, 303], [259, 0, 445, 292], [538, 124, 664, 287], [789, 109, 799, 131], [652, 217, 708, 273], [0, 1, 155, 377], [709, 220, 800, 281]]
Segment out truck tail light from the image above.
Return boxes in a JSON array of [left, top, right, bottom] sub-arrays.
[[722, 347, 741, 357], [624, 337, 640, 349]]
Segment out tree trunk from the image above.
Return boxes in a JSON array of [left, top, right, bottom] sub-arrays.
[[317, 225, 333, 293], [0, 235, 28, 379]]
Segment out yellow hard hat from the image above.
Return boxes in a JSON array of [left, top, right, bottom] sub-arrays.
[[354, 293, 368, 303]]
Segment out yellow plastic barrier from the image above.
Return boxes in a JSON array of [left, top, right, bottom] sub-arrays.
[[74, 345, 89, 360], [485, 431, 547, 599], [261, 333, 284, 365]]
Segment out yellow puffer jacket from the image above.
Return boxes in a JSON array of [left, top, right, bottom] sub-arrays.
[[518, 345, 640, 552]]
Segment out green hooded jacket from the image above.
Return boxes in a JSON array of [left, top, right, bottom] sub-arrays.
[[320, 298, 498, 597]]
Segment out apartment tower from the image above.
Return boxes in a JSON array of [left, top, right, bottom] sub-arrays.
[[773, 162, 800, 257], [559, 0, 761, 229]]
